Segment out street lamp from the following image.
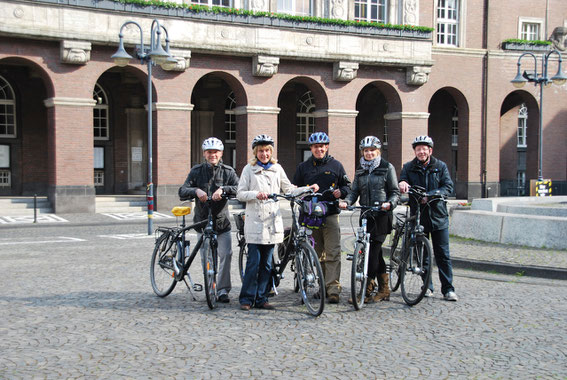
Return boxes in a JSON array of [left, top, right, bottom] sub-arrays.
[[111, 19, 176, 234], [510, 49, 567, 182]]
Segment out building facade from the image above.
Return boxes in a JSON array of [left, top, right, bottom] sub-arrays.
[[0, 0, 565, 212]]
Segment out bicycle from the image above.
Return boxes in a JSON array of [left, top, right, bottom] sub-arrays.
[[344, 203, 386, 310], [386, 185, 439, 306], [150, 197, 229, 309], [261, 189, 326, 316], [233, 211, 247, 281]]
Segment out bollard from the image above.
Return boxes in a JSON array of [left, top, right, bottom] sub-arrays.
[[33, 194, 37, 223]]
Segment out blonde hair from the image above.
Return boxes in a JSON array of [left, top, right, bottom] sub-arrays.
[[250, 144, 278, 165]]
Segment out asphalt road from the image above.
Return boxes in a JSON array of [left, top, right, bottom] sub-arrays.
[[1, 223, 566, 378]]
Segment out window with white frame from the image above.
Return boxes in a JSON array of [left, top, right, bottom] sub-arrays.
[[225, 92, 236, 143], [0, 169, 10, 187], [93, 84, 109, 141], [94, 170, 104, 187], [191, 0, 231, 7], [517, 104, 527, 148], [0, 75, 16, 138], [277, 0, 312, 16], [436, 0, 459, 46], [452, 106, 458, 146], [296, 91, 315, 144], [354, 0, 388, 23], [519, 18, 543, 41]]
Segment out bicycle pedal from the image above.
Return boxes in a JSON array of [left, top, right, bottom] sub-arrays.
[[193, 284, 203, 292]]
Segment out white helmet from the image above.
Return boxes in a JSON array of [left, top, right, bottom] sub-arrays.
[[251, 134, 274, 149], [359, 136, 382, 150], [202, 137, 224, 151], [412, 135, 434, 148]]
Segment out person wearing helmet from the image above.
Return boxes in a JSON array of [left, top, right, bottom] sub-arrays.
[[292, 131, 351, 304], [399, 135, 458, 302], [178, 137, 239, 303], [237, 135, 315, 311], [339, 136, 400, 303]]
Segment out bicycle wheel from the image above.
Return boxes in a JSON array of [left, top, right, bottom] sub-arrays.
[[350, 242, 367, 310], [388, 227, 403, 292], [238, 242, 247, 282], [400, 235, 433, 306], [295, 241, 325, 316], [150, 234, 177, 297], [202, 237, 218, 309]]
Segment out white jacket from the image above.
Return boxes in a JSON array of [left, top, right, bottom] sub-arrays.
[[237, 163, 307, 245]]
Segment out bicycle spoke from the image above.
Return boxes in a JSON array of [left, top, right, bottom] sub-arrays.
[[150, 234, 177, 297]]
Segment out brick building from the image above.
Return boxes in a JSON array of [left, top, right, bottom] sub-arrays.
[[0, 0, 565, 213]]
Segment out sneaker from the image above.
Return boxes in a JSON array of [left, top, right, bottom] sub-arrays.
[[255, 302, 275, 310], [424, 289, 433, 298], [217, 294, 230, 303], [444, 291, 458, 302], [327, 294, 340, 304]]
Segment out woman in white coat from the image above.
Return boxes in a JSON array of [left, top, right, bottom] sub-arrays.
[[237, 134, 315, 310]]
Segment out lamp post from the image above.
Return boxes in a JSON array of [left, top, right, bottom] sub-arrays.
[[510, 49, 567, 182], [111, 19, 176, 234]]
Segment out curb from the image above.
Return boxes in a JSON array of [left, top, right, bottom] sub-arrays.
[[451, 257, 567, 281]]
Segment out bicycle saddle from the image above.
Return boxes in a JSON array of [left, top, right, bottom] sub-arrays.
[[171, 206, 191, 217]]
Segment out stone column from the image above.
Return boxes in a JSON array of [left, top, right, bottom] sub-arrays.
[[317, 109, 358, 180], [44, 97, 97, 213], [233, 106, 280, 173], [385, 111, 430, 172], [153, 102, 193, 212]]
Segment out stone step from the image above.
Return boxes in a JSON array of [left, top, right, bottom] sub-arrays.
[[96, 206, 147, 213], [0, 197, 53, 216]]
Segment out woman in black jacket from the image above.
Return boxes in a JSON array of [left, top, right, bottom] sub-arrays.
[[340, 136, 400, 303]]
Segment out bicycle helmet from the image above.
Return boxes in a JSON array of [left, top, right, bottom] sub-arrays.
[[308, 132, 330, 145], [359, 135, 382, 150], [251, 134, 274, 149], [412, 135, 434, 149], [201, 137, 224, 151]]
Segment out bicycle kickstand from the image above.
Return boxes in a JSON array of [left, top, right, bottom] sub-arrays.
[[183, 273, 202, 301]]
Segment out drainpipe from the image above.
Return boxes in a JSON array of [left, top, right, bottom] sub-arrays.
[[481, 0, 489, 198]]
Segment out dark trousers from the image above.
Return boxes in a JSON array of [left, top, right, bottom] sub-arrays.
[[427, 228, 455, 295], [367, 234, 387, 280]]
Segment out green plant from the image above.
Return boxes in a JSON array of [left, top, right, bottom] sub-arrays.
[[503, 39, 552, 46], [116, 0, 434, 33]]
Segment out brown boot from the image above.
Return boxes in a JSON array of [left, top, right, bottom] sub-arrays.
[[372, 273, 390, 302], [363, 279, 377, 303]]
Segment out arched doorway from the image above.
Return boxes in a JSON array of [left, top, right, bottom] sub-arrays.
[[499, 91, 539, 196], [190, 72, 246, 170], [428, 87, 470, 198], [277, 77, 329, 177], [0, 58, 52, 196], [94, 67, 152, 195]]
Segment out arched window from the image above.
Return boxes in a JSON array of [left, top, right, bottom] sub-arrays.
[[296, 91, 315, 144], [451, 106, 458, 146], [93, 84, 109, 141], [517, 104, 527, 148], [225, 91, 236, 143], [0, 75, 16, 138]]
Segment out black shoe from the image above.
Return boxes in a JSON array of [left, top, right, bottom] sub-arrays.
[[217, 294, 230, 303], [255, 302, 275, 310]]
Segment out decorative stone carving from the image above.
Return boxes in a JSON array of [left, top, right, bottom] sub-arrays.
[[550, 26, 567, 51], [160, 49, 192, 72], [403, 0, 418, 25], [250, 0, 267, 12], [330, 0, 346, 19], [406, 65, 431, 86], [252, 55, 280, 77], [60, 40, 91, 65], [333, 61, 359, 82]]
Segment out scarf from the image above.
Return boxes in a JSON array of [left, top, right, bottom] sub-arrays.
[[257, 160, 273, 170], [360, 156, 381, 173]]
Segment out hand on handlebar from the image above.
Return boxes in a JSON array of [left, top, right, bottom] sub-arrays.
[[399, 181, 410, 194], [195, 188, 208, 203], [256, 191, 269, 200], [211, 188, 224, 201], [338, 201, 348, 209]]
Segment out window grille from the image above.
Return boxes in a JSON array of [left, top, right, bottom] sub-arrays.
[[93, 84, 109, 141], [354, 0, 388, 23], [296, 91, 315, 144], [0, 75, 16, 138], [436, 0, 459, 46]]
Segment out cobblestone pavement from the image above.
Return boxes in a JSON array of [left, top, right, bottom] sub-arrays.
[[1, 225, 566, 379]]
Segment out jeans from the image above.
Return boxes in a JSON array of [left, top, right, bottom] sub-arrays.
[[239, 243, 273, 306], [427, 228, 455, 295]]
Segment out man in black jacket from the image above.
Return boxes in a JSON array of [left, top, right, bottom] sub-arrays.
[[292, 132, 350, 304], [178, 137, 239, 303], [399, 135, 458, 302]]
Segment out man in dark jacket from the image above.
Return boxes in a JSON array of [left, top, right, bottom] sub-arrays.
[[292, 132, 350, 304], [399, 135, 458, 301], [178, 137, 239, 303]]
